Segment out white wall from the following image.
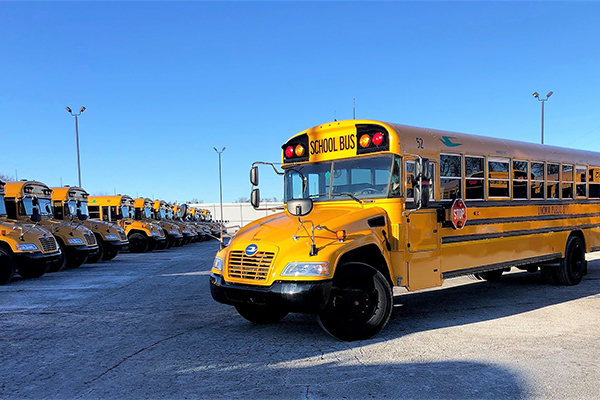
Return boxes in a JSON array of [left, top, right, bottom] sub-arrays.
[[190, 202, 283, 231]]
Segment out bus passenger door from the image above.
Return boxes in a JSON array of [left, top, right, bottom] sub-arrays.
[[406, 210, 442, 291]]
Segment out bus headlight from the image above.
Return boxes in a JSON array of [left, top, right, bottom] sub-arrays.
[[104, 234, 118, 240], [16, 243, 39, 251], [150, 231, 159, 236], [169, 230, 178, 235], [67, 238, 84, 245], [282, 262, 329, 277], [213, 257, 224, 272]]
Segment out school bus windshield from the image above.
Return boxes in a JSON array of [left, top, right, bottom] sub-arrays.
[[284, 154, 401, 202]]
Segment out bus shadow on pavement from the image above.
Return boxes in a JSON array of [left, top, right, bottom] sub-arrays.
[[384, 259, 600, 338]]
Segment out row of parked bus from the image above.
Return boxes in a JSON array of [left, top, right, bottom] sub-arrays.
[[0, 179, 221, 285]]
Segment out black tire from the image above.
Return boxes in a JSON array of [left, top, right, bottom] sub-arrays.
[[556, 236, 586, 286], [102, 249, 119, 261], [165, 233, 175, 249], [477, 269, 505, 281], [65, 254, 87, 269], [155, 236, 168, 250], [317, 263, 393, 341], [48, 240, 67, 273], [86, 238, 103, 264], [235, 304, 289, 324], [128, 233, 148, 253], [0, 248, 15, 285]]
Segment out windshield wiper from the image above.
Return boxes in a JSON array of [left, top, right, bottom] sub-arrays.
[[331, 192, 363, 204]]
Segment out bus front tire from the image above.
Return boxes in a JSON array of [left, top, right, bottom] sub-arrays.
[[102, 249, 119, 261], [86, 239, 103, 263], [557, 236, 586, 286], [128, 233, 148, 253], [48, 241, 67, 273], [0, 248, 15, 285], [235, 303, 289, 324], [65, 254, 87, 269], [317, 263, 393, 342]]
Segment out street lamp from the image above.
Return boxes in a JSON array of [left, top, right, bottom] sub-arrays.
[[213, 147, 226, 228], [65, 106, 86, 187], [532, 91, 553, 144]]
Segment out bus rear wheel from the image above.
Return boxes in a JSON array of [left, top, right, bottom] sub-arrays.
[[0, 248, 15, 285], [128, 233, 148, 253], [235, 303, 289, 324], [556, 236, 586, 286], [317, 263, 393, 341]]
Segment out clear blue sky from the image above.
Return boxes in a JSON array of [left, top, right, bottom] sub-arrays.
[[1, 1, 599, 204]]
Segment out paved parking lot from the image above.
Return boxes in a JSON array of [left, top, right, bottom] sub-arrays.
[[1, 241, 599, 399]]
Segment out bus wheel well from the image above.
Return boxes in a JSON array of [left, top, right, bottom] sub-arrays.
[[0, 241, 13, 255], [569, 230, 585, 250], [336, 244, 392, 287]]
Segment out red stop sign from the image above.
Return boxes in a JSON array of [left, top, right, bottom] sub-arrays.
[[451, 199, 468, 230]]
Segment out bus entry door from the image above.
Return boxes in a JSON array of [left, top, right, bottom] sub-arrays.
[[406, 210, 442, 291]]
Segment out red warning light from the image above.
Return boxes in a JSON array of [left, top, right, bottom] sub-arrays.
[[285, 146, 294, 158], [372, 132, 384, 146]]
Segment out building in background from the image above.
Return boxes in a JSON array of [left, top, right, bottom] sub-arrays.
[[190, 202, 283, 232]]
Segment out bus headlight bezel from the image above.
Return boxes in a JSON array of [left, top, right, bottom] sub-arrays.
[[282, 261, 330, 277], [16, 243, 39, 251], [67, 238, 84, 245], [104, 234, 118, 240], [213, 257, 224, 272]]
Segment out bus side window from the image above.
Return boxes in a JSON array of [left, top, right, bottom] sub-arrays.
[[547, 163, 560, 199], [561, 164, 574, 199], [465, 156, 484, 200], [88, 205, 100, 220], [531, 162, 545, 199], [440, 154, 462, 200], [488, 158, 510, 198], [513, 160, 529, 200], [576, 165, 587, 198], [589, 167, 600, 198]]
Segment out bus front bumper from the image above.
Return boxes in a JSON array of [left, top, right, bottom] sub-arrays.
[[210, 274, 333, 314], [104, 240, 128, 253], [66, 244, 99, 259], [13, 251, 62, 267]]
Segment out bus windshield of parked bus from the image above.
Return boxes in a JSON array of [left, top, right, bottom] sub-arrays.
[[284, 154, 401, 202]]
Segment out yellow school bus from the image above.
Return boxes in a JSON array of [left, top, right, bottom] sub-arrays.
[[4, 180, 98, 271], [147, 199, 184, 248], [0, 180, 61, 282], [88, 195, 166, 253], [173, 203, 199, 244], [51, 186, 128, 262], [210, 119, 600, 341]]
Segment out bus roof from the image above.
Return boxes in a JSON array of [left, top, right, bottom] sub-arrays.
[[4, 180, 52, 199], [50, 186, 89, 202], [285, 119, 600, 166], [88, 195, 133, 206]]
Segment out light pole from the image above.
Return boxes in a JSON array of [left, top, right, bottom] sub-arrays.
[[65, 106, 86, 187], [213, 147, 226, 226], [532, 91, 553, 144]]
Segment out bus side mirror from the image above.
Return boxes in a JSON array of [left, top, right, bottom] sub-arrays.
[[251, 188, 260, 209], [77, 209, 88, 221], [287, 198, 313, 217], [31, 207, 41, 223], [250, 166, 259, 187], [413, 157, 431, 208]]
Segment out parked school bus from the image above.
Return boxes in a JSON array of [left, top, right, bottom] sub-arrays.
[[147, 199, 183, 248], [51, 186, 128, 262], [173, 204, 198, 244], [158, 201, 195, 245], [88, 195, 166, 253], [0, 180, 61, 283], [4, 181, 98, 271], [210, 119, 600, 341]]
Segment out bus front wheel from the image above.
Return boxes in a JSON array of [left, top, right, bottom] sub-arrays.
[[317, 263, 393, 341], [235, 303, 289, 324], [0, 248, 15, 285], [557, 236, 586, 286], [128, 233, 148, 253]]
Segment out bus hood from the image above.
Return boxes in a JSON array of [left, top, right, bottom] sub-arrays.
[[233, 204, 388, 244]]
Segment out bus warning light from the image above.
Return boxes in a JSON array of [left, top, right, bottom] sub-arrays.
[[359, 134, 371, 148], [285, 146, 294, 158], [295, 145, 305, 157], [372, 132, 384, 146]]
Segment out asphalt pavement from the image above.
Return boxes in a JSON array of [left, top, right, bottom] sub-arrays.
[[1, 241, 599, 399]]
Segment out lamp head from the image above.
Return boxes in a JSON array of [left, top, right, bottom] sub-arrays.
[[213, 147, 218, 152], [80, 106, 86, 113], [547, 91, 553, 98], [65, 106, 72, 113], [532, 92, 539, 99]]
